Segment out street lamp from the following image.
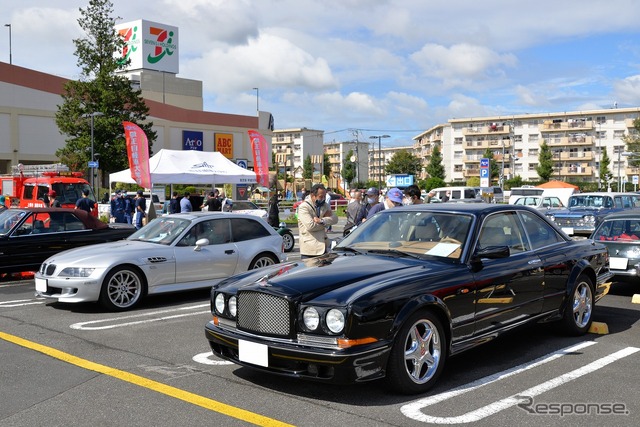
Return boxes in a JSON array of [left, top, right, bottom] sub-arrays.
[[4, 24, 11, 65], [370, 135, 390, 192], [82, 112, 104, 191]]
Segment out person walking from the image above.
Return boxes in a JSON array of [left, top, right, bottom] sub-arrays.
[[343, 189, 363, 235], [297, 183, 338, 259], [75, 189, 95, 214], [110, 190, 125, 223], [267, 192, 280, 227], [133, 190, 147, 229], [180, 191, 193, 213]]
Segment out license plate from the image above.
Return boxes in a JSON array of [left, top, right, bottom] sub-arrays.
[[238, 339, 268, 367], [561, 227, 574, 235], [35, 278, 47, 292], [609, 257, 628, 270]]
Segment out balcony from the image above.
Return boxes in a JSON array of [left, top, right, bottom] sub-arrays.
[[462, 124, 511, 136], [625, 118, 640, 128], [558, 166, 593, 176], [626, 167, 640, 176], [554, 151, 595, 162], [540, 120, 593, 131], [544, 135, 593, 147]]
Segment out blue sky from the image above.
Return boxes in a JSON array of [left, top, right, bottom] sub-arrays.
[[3, 0, 640, 147]]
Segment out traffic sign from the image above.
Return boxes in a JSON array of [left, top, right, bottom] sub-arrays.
[[480, 168, 489, 178], [88, 161, 99, 168], [236, 159, 248, 169], [386, 174, 414, 188]]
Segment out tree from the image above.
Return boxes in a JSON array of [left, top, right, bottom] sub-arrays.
[[536, 142, 554, 181], [505, 175, 523, 190], [466, 177, 480, 187], [55, 0, 156, 182], [599, 149, 614, 190], [303, 155, 313, 179], [385, 149, 421, 176], [425, 145, 445, 180], [341, 150, 356, 187], [323, 153, 331, 178], [623, 117, 640, 167]]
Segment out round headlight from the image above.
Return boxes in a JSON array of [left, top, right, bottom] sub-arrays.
[[303, 307, 320, 330], [326, 309, 345, 333], [228, 296, 237, 317], [214, 293, 226, 314], [584, 215, 595, 224], [547, 215, 555, 222]]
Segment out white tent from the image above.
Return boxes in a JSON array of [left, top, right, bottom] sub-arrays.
[[109, 149, 257, 186]]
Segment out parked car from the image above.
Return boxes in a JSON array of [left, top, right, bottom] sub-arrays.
[[0, 208, 134, 274], [205, 203, 612, 394], [35, 212, 286, 311], [328, 193, 348, 207], [228, 200, 267, 220], [591, 211, 640, 280], [275, 222, 295, 253], [545, 192, 640, 236], [513, 195, 564, 211]]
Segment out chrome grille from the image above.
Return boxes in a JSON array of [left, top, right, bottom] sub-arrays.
[[40, 263, 56, 276], [237, 291, 291, 337]]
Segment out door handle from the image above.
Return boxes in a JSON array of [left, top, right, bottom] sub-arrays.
[[528, 259, 541, 265], [225, 250, 235, 254]]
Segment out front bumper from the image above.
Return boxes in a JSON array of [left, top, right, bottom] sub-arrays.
[[34, 272, 104, 303], [204, 319, 392, 384]]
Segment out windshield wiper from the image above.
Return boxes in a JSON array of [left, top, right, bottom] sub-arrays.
[[366, 248, 423, 260], [333, 246, 363, 255]]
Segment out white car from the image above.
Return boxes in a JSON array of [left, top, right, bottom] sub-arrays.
[[35, 212, 286, 311], [513, 195, 564, 210], [227, 200, 268, 219]]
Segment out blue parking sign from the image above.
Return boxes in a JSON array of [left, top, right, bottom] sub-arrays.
[[480, 168, 489, 178]]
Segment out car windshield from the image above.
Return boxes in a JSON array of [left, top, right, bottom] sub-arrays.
[[336, 210, 473, 260], [0, 209, 28, 235], [593, 218, 640, 241], [127, 217, 191, 245], [569, 195, 611, 208]]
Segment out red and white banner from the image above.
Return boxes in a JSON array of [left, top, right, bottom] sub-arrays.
[[123, 121, 152, 189], [248, 129, 270, 187]]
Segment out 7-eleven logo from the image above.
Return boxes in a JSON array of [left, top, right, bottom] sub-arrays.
[[147, 27, 174, 64], [118, 25, 138, 64]]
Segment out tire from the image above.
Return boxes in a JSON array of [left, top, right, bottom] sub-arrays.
[[385, 310, 447, 394], [99, 266, 144, 311], [561, 274, 594, 335], [282, 231, 295, 252], [249, 253, 278, 270]]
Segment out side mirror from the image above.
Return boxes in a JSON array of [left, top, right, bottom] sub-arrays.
[[194, 238, 209, 251], [473, 245, 510, 260]]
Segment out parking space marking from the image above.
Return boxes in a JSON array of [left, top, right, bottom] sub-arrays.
[[70, 304, 210, 330], [402, 342, 639, 424], [0, 331, 294, 427], [0, 298, 45, 307]]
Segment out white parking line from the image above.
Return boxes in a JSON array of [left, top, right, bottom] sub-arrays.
[[193, 351, 234, 365], [0, 299, 45, 307], [70, 304, 210, 330], [401, 342, 639, 424]]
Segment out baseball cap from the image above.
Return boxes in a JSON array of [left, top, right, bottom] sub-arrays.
[[115, 189, 122, 194], [366, 187, 379, 196], [386, 187, 403, 204], [48, 190, 57, 197], [137, 190, 144, 195]]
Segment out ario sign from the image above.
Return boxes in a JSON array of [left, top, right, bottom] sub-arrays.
[[116, 20, 179, 74]]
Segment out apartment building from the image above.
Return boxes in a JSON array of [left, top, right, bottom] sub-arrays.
[[413, 107, 640, 188], [323, 140, 370, 190], [272, 128, 324, 181]]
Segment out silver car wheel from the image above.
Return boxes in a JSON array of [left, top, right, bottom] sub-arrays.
[[403, 318, 442, 384], [282, 232, 294, 252], [571, 280, 593, 329], [249, 254, 277, 269], [101, 267, 143, 310]]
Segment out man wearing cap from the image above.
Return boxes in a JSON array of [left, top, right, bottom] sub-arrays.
[[110, 190, 125, 223], [354, 187, 381, 225], [134, 190, 147, 229], [366, 187, 404, 219]]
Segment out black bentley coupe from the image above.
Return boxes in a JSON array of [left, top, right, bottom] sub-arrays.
[[205, 203, 612, 394]]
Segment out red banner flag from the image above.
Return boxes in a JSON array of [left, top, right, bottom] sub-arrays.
[[248, 129, 270, 187], [123, 121, 152, 189]]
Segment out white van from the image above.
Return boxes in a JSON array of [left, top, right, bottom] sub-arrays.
[[508, 186, 544, 204], [430, 186, 479, 202]]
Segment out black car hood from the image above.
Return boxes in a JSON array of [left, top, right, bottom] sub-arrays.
[[216, 252, 442, 304]]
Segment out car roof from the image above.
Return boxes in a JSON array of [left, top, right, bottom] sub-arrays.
[[392, 202, 536, 215], [571, 192, 639, 196], [5, 207, 107, 229], [599, 211, 640, 220]]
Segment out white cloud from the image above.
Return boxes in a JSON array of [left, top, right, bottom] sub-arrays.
[[613, 75, 640, 105]]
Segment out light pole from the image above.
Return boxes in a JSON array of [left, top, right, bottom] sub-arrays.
[[370, 135, 390, 192], [252, 87, 259, 116], [4, 24, 11, 65], [82, 112, 104, 191]]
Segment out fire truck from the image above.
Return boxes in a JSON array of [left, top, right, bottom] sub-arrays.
[[0, 163, 97, 216]]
